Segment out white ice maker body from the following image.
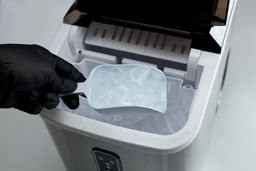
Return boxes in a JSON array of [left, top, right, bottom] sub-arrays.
[[40, 0, 237, 170]]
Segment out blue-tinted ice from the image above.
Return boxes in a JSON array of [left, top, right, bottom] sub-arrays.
[[74, 64, 167, 113], [59, 74, 194, 135]]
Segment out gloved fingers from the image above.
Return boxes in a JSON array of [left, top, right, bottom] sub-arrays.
[[14, 91, 60, 113], [42, 93, 60, 109], [0, 82, 17, 108], [55, 57, 86, 82], [32, 44, 85, 82], [42, 92, 80, 110], [14, 91, 43, 114], [61, 94, 80, 110], [48, 73, 78, 94]]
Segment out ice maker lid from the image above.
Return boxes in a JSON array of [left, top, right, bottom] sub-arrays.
[[64, 0, 229, 36]]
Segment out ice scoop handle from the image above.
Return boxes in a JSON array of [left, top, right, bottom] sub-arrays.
[[59, 82, 88, 98]]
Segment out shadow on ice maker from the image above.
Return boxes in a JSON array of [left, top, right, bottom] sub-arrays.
[[40, 0, 237, 170]]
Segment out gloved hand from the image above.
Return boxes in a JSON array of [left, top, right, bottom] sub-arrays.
[[0, 44, 86, 114]]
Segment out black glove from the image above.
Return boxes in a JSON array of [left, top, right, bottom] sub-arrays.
[[0, 44, 86, 114]]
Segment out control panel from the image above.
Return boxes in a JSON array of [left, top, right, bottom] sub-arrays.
[[93, 148, 122, 171]]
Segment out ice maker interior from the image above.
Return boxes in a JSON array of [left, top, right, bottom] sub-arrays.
[[54, 19, 205, 135], [40, 1, 236, 170], [57, 55, 196, 135]]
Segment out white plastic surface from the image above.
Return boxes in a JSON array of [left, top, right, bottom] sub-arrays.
[[58, 59, 195, 135], [73, 64, 167, 113], [41, 0, 237, 154], [42, 21, 230, 154]]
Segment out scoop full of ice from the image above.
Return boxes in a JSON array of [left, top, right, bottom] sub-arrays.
[[76, 64, 167, 113]]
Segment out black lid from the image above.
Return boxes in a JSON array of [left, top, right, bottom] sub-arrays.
[[64, 0, 229, 53]]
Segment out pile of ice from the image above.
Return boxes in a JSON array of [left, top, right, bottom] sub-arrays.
[[58, 77, 194, 135], [85, 64, 167, 113]]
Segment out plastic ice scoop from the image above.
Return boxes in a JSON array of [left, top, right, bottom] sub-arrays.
[[71, 64, 167, 113]]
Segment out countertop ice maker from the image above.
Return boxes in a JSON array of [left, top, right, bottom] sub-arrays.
[[40, 0, 238, 170]]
